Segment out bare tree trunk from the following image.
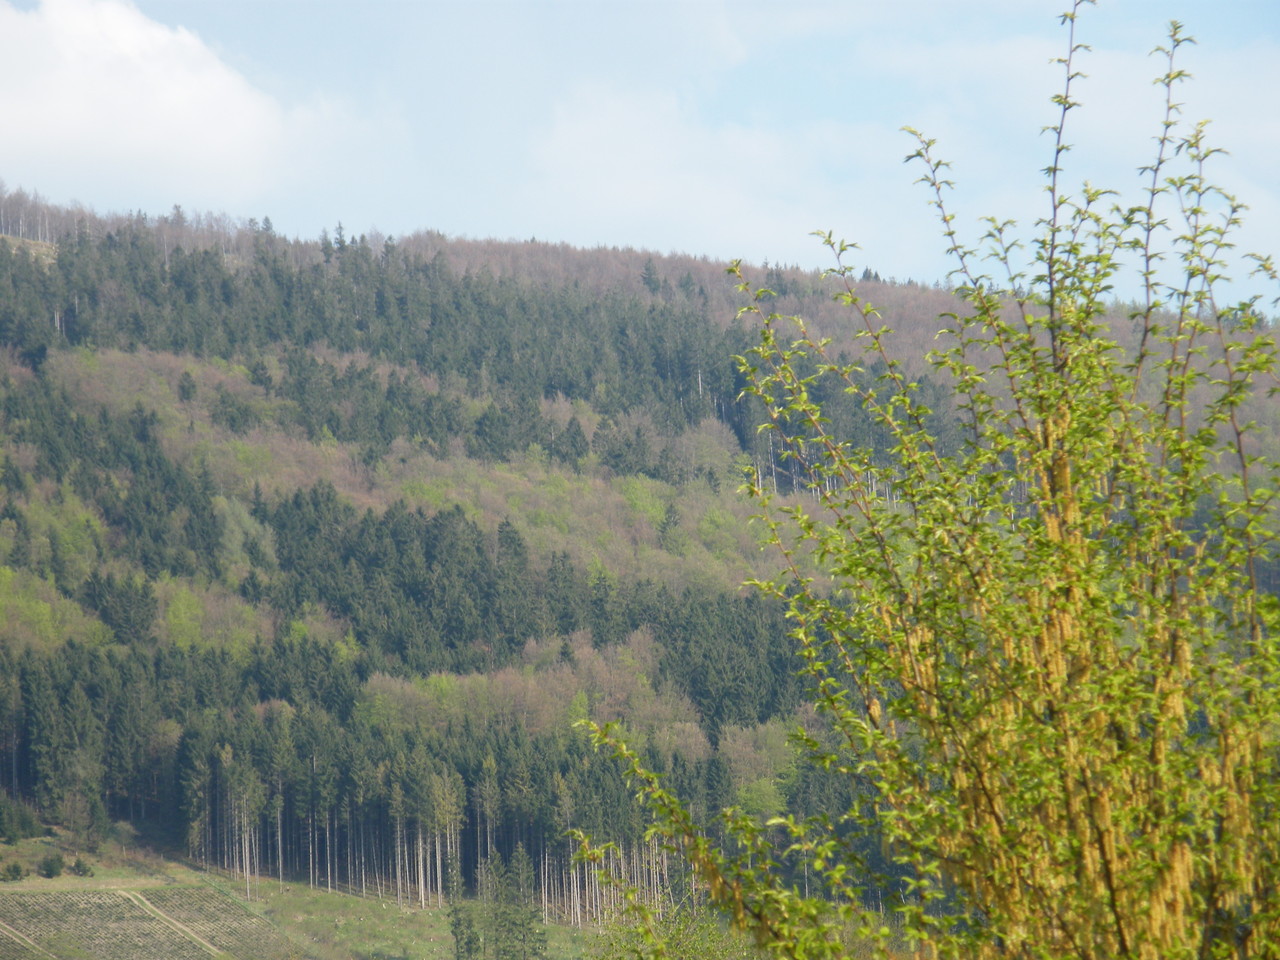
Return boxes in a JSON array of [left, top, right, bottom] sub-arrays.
[[325, 811, 333, 892], [541, 846, 549, 924], [570, 845, 581, 928], [418, 824, 427, 908], [242, 813, 251, 901], [277, 805, 284, 890], [394, 813, 404, 906], [435, 830, 444, 908]]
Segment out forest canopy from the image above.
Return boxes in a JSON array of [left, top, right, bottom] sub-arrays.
[[0, 147, 923, 926]]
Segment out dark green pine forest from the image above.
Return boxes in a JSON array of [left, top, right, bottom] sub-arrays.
[[5, 188, 1259, 926]]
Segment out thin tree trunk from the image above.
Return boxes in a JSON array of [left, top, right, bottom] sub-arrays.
[[277, 804, 284, 890], [417, 824, 426, 909], [308, 810, 315, 889], [435, 830, 444, 908], [394, 813, 404, 906], [325, 811, 333, 892]]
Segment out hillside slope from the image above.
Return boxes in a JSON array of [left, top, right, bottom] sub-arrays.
[[2, 191, 1274, 935]]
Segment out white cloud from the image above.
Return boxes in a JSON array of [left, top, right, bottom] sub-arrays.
[[527, 85, 795, 261], [523, 82, 914, 271], [0, 0, 383, 221]]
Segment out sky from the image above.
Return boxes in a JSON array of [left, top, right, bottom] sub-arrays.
[[1, 0, 1277, 288]]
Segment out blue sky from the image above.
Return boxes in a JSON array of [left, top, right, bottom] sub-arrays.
[[1, 0, 1276, 288]]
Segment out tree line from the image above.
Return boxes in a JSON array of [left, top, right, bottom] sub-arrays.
[[0, 214, 967, 492]]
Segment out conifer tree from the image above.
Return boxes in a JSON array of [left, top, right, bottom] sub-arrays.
[[449, 859, 482, 960]]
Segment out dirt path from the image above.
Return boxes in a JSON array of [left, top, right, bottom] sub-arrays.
[[119, 890, 223, 957], [0, 917, 57, 959]]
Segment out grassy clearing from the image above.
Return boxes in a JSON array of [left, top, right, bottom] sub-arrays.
[[0, 889, 215, 960], [0, 832, 596, 960]]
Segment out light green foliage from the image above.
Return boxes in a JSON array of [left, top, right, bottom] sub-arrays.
[[592, 906, 766, 960], [695, 505, 740, 556], [11, 483, 104, 590], [735, 780, 784, 822], [154, 577, 266, 653], [161, 585, 204, 649], [228, 438, 274, 476], [717, 721, 796, 816], [214, 494, 276, 572], [0, 566, 113, 649], [618, 475, 668, 528], [585, 10, 1280, 960], [402, 476, 455, 510]]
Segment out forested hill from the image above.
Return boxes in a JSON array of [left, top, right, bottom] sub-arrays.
[[0, 193, 963, 919]]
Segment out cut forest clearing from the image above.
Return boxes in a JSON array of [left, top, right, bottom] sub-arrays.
[[0, 834, 593, 960], [0, 887, 300, 960]]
